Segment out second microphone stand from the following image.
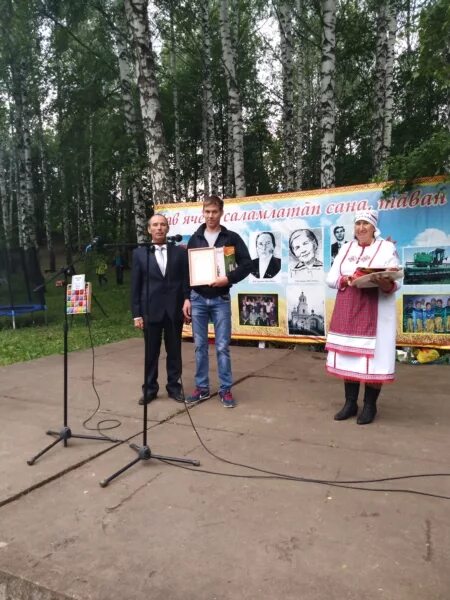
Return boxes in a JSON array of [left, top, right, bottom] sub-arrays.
[[100, 240, 199, 487], [28, 262, 118, 466]]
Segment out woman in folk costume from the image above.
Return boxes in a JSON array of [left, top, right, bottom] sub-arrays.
[[325, 209, 401, 425]]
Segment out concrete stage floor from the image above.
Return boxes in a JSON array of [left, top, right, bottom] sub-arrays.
[[0, 339, 449, 600]]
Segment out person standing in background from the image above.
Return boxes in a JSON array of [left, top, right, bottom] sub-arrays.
[[95, 255, 108, 286], [113, 253, 125, 285]]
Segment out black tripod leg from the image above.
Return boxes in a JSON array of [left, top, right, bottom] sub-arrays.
[[91, 293, 108, 317], [27, 436, 63, 465], [152, 454, 200, 467], [28, 427, 118, 466], [99, 456, 142, 487], [71, 433, 120, 442], [99, 443, 200, 487]]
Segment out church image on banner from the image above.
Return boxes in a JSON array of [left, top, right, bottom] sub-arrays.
[[288, 289, 325, 335]]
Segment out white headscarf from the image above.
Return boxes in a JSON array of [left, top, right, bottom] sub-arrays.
[[354, 208, 381, 239]]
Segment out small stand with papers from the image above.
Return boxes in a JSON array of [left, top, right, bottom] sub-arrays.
[[27, 269, 117, 466], [66, 275, 92, 314]]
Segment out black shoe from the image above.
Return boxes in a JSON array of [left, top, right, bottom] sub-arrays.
[[334, 401, 358, 421], [138, 392, 157, 405], [357, 385, 381, 425], [357, 402, 377, 425], [168, 391, 185, 403]]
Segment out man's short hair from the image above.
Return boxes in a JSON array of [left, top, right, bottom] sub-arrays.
[[148, 213, 169, 226], [333, 225, 345, 235], [203, 195, 224, 211]]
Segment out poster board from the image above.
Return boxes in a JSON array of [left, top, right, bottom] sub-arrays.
[[164, 177, 450, 349]]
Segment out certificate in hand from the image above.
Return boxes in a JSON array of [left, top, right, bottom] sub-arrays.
[[188, 247, 217, 286]]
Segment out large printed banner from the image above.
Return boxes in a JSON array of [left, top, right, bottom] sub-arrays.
[[164, 177, 450, 349]]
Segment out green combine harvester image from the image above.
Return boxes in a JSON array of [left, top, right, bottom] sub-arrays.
[[405, 248, 450, 283]]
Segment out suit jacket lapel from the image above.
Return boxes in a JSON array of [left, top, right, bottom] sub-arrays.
[[150, 246, 164, 278], [163, 244, 173, 278]]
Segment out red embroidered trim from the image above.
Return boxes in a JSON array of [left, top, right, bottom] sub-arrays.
[[326, 365, 395, 383], [325, 342, 374, 356]]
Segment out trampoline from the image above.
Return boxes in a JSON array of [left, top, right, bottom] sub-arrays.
[[0, 303, 47, 329], [0, 246, 47, 329]]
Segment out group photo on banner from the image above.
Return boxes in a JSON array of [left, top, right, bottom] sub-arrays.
[[163, 177, 450, 350]]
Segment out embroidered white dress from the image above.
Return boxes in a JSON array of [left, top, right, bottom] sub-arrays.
[[326, 238, 401, 383]]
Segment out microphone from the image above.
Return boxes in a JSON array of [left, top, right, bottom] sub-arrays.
[[85, 236, 103, 252], [166, 234, 182, 244]]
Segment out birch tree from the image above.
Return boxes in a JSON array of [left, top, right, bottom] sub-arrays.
[[278, 1, 296, 191], [168, 4, 182, 201], [320, 0, 336, 188], [0, 147, 12, 249], [200, 0, 218, 196], [380, 2, 397, 167], [373, 1, 388, 173], [219, 0, 246, 197], [37, 107, 55, 271], [116, 33, 148, 242], [294, 0, 305, 190], [124, 0, 172, 204]]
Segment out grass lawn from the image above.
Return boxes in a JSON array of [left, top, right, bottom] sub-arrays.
[[0, 263, 141, 366]]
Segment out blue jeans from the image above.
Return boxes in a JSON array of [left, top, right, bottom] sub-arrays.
[[190, 290, 232, 393]]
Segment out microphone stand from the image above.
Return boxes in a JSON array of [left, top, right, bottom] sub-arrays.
[[100, 240, 199, 487], [27, 258, 118, 466]]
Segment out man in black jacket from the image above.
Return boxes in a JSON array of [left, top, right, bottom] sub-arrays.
[[330, 225, 346, 263], [186, 196, 252, 408], [131, 214, 190, 404]]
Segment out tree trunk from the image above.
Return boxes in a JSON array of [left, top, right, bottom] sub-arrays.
[[61, 170, 72, 266], [10, 58, 36, 253], [0, 148, 11, 249], [37, 106, 55, 271], [219, 0, 246, 197], [124, 0, 172, 204], [88, 115, 95, 237], [278, 1, 296, 191], [381, 3, 397, 166], [225, 106, 234, 197], [170, 7, 181, 201], [373, 1, 388, 174], [201, 86, 210, 197], [320, 0, 336, 189], [22, 85, 37, 251], [116, 32, 147, 242], [200, 0, 219, 197], [76, 189, 82, 252], [295, 0, 304, 190]]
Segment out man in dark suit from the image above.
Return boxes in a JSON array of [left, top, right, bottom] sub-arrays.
[[250, 232, 281, 279], [131, 214, 190, 405], [331, 226, 346, 263]]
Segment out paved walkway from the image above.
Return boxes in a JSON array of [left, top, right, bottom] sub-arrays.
[[0, 339, 449, 599]]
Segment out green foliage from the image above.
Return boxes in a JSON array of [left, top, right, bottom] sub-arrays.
[[378, 0, 450, 189], [0, 0, 448, 254], [382, 130, 450, 190], [418, 0, 450, 87]]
